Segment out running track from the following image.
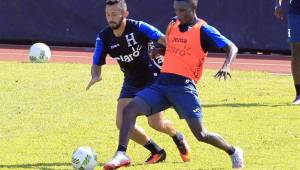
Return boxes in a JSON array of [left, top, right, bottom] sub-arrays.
[[0, 44, 291, 74]]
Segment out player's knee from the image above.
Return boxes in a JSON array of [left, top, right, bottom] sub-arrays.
[[148, 119, 163, 131], [115, 120, 121, 130], [195, 131, 208, 142], [115, 111, 123, 130], [123, 104, 139, 119]]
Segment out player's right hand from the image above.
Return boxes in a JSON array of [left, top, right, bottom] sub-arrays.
[[274, 5, 284, 20], [214, 66, 231, 81], [149, 47, 165, 59], [86, 77, 101, 91]]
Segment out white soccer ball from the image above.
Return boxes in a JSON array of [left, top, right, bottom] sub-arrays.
[[28, 42, 51, 62], [72, 146, 98, 170]]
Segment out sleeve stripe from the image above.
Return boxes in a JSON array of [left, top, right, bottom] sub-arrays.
[[93, 35, 104, 65]]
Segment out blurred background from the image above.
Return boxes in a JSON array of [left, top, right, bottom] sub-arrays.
[[0, 0, 290, 53]]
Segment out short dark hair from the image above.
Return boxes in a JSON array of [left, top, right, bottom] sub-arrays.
[[175, 0, 198, 9], [106, 0, 127, 11]]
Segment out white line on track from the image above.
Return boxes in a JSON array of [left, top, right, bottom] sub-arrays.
[[0, 52, 290, 67], [206, 61, 289, 67], [0, 52, 90, 58], [271, 73, 292, 76]]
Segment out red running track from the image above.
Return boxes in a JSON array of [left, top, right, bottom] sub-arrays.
[[0, 44, 291, 74]]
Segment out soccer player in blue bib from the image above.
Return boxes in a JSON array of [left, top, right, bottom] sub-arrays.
[[86, 0, 190, 166], [275, 0, 300, 104]]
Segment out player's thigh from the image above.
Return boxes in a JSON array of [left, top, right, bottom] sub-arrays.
[[117, 82, 143, 126], [137, 83, 171, 116], [167, 83, 202, 119], [116, 98, 133, 128]]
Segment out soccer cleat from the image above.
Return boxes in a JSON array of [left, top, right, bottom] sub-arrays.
[[292, 95, 300, 105], [176, 135, 191, 162], [103, 151, 131, 170], [145, 149, 167, 164], [230, 147, 245, 169]]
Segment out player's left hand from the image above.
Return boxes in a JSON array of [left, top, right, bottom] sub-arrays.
[[214, 67, 231, 81], [86, 77, 102, 90]]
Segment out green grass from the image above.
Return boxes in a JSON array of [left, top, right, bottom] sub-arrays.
[[0, 61, 299, 170]]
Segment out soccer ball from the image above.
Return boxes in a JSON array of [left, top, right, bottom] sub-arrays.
[[28, 42, 51, 62], [72, 146, 98, 170]]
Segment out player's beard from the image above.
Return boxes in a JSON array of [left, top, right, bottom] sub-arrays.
[[109, 16, 123, 30]]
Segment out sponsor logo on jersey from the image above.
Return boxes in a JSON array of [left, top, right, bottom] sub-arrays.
[[172, 37, 188, 44], [167, 45, 192, 57], [115, 45, 142, 62]]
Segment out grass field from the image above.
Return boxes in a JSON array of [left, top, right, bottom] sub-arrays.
[[0, 61, 299, 170]]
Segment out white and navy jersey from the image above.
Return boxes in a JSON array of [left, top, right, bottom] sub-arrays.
[[93, 19, 163, 87]]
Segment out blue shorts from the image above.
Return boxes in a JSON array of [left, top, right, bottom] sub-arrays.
[[137, 73, 202, 119], [288, 13, 300, 43]]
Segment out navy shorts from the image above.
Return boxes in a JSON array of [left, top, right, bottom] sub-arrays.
[[119, 76, 158, 99], [137, 73, 202, 119], [119, 82, 147, 99], [288, 13, 300, 43]]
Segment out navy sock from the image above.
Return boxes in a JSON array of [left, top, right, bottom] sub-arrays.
[[117, 145, 127, 152], [172, 132, 183, 146], [295, 84, 300, 96], [227, 146, 236, 155], [144, 139, 162, 154], [172, 132, 188, 154]]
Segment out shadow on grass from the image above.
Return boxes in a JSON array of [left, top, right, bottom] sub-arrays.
[[203, 103, 291, 108], [130, 161, 183, 167], [0, 162, 71, 170], [131, 161, 226, 170], [0, 162, 227, 170]]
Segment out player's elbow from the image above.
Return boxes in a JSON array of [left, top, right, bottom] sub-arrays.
[[231, 43, 239, 54], [229, 43, 239, 54], [223, 43, 238, 55]]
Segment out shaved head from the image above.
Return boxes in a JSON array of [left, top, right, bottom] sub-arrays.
[[174, 0, 197, 24], [175, 0, 198, 9]]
